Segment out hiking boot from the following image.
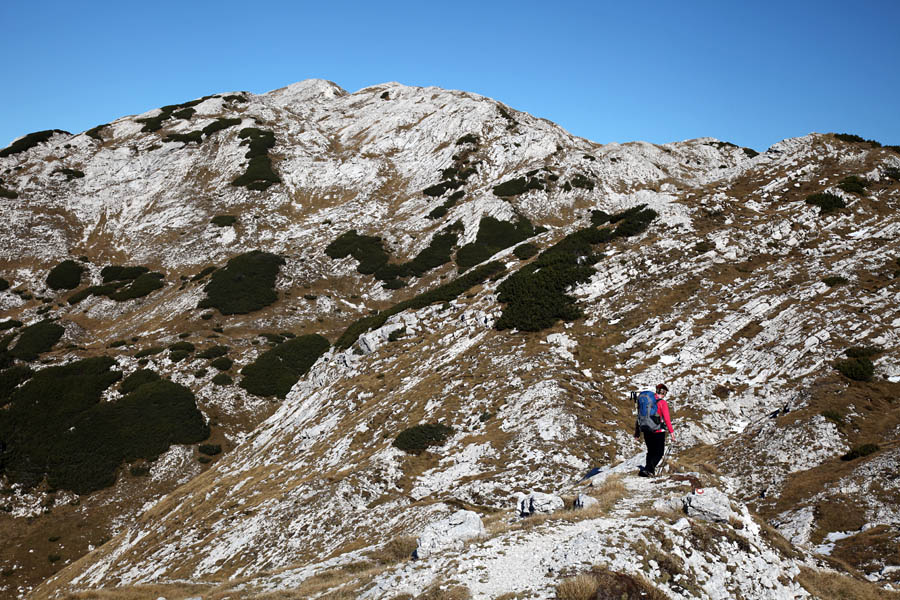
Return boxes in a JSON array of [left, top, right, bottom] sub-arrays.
[[638, 468, 650, 478]]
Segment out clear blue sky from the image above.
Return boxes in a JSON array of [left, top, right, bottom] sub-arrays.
[[2, 1, 899, 151]]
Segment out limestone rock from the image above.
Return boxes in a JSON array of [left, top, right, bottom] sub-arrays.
[[415, 510, 484, 559], [683, 487, 735, 523]]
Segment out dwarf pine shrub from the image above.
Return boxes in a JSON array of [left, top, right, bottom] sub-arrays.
[[46, 260, 85, 290], [822, 276, 849, 287], [0, 319, 21, 330], [168, 341, 194, 353], [199, 443, 221, 456], [191, 266, 217, 281], [201, 117, 242, 136], [805, 192, 845, 214], [0, 365, 33, 407], [85, 124, 107, 141], [9, 320, 65, 361], [513, 242, 539, 260], [833, 133, 881, 147], [119, 369, 161, 394], [393, 423, 454, 454], [231, 128, 280, 190], [0, 279, 9, 292], [101, 265, 149, 283], [837, 175, 869, 195], [211, 215, 237, 227], [108, 272, 164, 301], [134, 346, 164, 358], [884, 167, 900, 181], [834, 357, 874, 381], [198, 250, 284, 314], [164, 131, 203, 145], [54, 168, 85, 180], [212, 373, 233, 386], [456, 216, 537, 272], [210, 357, 232, 371], [0, 130, 69, 158], [569, 173, 595, 190], [197, 345, 229, 359], [326, 230, 390, 275], [841, 444, 879, 461], [239, 334, 329, 398], [845, 346, 881, 359], [0, 356, 208, 494], [0, 186, 17, 199]]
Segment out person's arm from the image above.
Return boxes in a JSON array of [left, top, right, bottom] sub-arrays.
[[658, 399, 675, 440]]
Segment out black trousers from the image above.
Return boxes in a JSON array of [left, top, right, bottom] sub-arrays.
[[643, 431, 666, 473]]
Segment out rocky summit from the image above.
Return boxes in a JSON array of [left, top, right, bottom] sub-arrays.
[[1, 79, 899, 600]]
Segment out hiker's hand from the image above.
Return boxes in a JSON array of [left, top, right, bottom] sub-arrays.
[[670, 435, 677, 444], [634, 433, 640, 440]]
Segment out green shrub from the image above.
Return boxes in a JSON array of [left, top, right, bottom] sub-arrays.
[[822, 276, 849, 287], [101, 265, 149, 283], [834, 357, 874, 381], [387, 327, 406, 342], [197, 345, 229, 359], [845, 346, 881, 358], [134, 346, 164, 358], [212, 373, 233, 386], [210, 357, 232, 371], [201, 117, 242, 136], [495, 207, 656, 331], [198, 250, 284, 314], [164, 131, 203, 145], [569, 173, 594, 190], [168, 341, 195, 353], [456, 134, 479, 146], [805, 192, 846, 214], [833, 133, 880, 147], [336, 261, 504, 349], [223, 94, 248, 103], [85, 124, 107, 141], [54, 168, 85, 180], [884, 167, 900, 182], [211, 215, 237, 227], [239, 334, 330, 398], [392, 423, 454, 454], [108, 272, 164, 301], [841, 444, 879, 461], [427, 206, 448, 219], [0, 319, 22, 330], [172, 108, 195, 120], [837, 175, 869, 195], [107, 339, 128, 348], [119, 369, 161, 394], [456, 216, 537, 272], [0, 278, 7, 291], [423, 182, 453, 197], [231, 128, 280, 190], [326, 230, 390, 275], [129, 463, 151, 476], [169, 350, 190, 363], [198, 443, 221, 456], [0, 356, 208, 494], [134, 97, 208, 133], [9, 320, 65, 361], [0, 130, 69, 158], [513, 242, 539, 260], [0, 185, 17, 199], [0, 365, 33, 407], [403, 230, 459, 278], [191, 266, 217, 281], [493, 177, 528, 197], [46, 260, 85, 290]]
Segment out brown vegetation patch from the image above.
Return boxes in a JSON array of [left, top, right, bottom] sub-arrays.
[[798, 565, 900, 600]]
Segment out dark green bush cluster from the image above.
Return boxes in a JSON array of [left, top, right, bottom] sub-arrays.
[[427, 190, 465, 220], [336, 261, 504, 349], [495, 206, 657, 331], [568, 173, 595, 190], [164, 131, 203, 145], [845, 346, 881, 359], [101, 265, 149, 283], [46, 260, 85, 290], [7, 320, 65, 361], [513, 242, 539, 260], [197, 345, 229, 359], [109, 272, 164, 301], [54, 168, 85, 180], [0, 130, 70, 158], [326, 230, 391, 274], [191, 266, 217, 282], [210, 357, 232, 371], [423, 140, 480, 198], [805, 192, 845, 214], [0, 357, 208, 494], [0, 365, 33, 408], [0, 319, 21, 330], [212, 373, 233, 386], [223, 94, 249, 103], [202, 117, 242, 136], [456, 216, 537, 272], [883, 166, 900, 182], [211, 215, 237, 227], [239, 334, 329, 398], [134, 97, 209, 133], [837, 175, 869, 195], [0, 278, 8, 292], [199, 443, 221, 456], [134, 346, 164, 358], [0, 185, 18, 199], [119, 369, 160, 394], [833, 133, 881, 147], [822, 276, 849, 287], [85, 124, 108, 141], [168, 341, 194, 353], [392, 423, 454, 454], [493, 175, 544, 197], [834, 357, 874, 381], [456, 134, 479, 146], [841, 444, 879, 461], [169, 350, 190, 363], [198, 250, 284, 314], [231, 128, 281, 190]]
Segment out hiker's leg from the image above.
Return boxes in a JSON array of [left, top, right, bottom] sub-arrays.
[[646, 432, 665, 473], [642, 432, 653, 470]]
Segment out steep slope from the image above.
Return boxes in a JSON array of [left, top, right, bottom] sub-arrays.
[[1, 80, 899, 598]]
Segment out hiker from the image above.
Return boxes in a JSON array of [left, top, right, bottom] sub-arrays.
[[634, 383, 676, 477]]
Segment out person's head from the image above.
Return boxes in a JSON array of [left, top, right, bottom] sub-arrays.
[[656, 383, 668, 396]]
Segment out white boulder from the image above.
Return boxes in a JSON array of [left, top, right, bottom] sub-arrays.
[[415, 510, 484, 559], [574, 494, 598, 509], [683, 487, 735, 523], [516, 491, 564, 517]]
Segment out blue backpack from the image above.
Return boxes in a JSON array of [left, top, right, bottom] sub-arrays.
[[634, 390, 662, 433]]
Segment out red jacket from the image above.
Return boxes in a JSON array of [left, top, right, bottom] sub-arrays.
[[634, 394, 674, 435]]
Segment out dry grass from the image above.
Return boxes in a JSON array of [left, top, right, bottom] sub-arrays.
[[556, 573, 600, 600], [798, 566, 900, 600], [413, 582, 472, 600], [59, 584, 211, 599], [557, 567, 668, 600], [368, 535, 418, 564]]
